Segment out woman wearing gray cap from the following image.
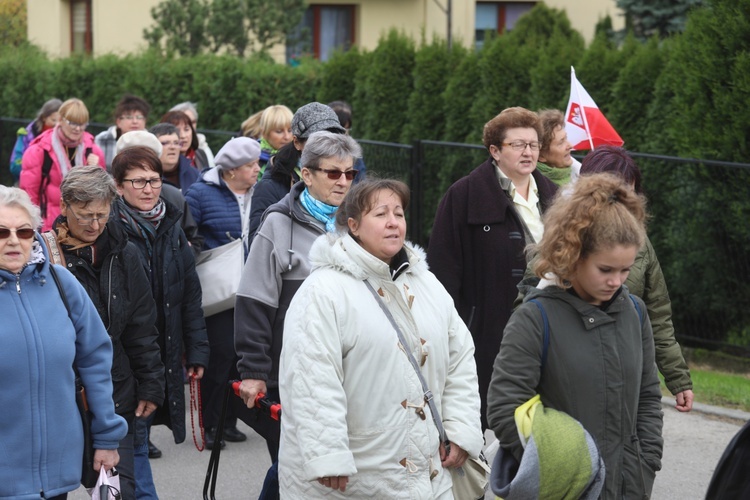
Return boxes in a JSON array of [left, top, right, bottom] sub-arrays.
[[247, 102, 347, 241], [185, 137, 262, 448]]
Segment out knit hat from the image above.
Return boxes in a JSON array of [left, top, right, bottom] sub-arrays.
[[491, 395, 605, 500], [116, 130, 163, 157], [291, 102, 346, 139], [214, 137, 261, 170]]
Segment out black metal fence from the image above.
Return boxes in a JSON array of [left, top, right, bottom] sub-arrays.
[[3, 117, 749, 355]]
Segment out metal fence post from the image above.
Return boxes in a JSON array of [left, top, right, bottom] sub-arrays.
[[411, 140, 424, 247]]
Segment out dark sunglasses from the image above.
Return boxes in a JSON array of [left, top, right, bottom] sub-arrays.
[[308, 167, 358, 181], [0, 227, 35, 240]]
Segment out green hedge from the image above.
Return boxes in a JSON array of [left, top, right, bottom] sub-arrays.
[[1, 0, 748, 346]]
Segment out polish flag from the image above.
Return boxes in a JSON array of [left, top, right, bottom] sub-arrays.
[[564, 67, 624, 151]]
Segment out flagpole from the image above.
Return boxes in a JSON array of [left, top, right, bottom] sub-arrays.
[[572, 67, 596, 151]]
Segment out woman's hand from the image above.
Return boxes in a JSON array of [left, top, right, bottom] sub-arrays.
[[317, 476, 349, 492], [187, 365, 205, 380], [675, 389, 694, 412], [93, 449, 120, 472], [440, 442, 469, 469], [86, 153, 100, 167], [238, 378, 267, 409], [135, 399, 158, 418]]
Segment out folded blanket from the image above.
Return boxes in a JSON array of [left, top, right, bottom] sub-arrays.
[[491, 395, 605, 500]]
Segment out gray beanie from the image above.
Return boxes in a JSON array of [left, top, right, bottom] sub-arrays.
[[291, 102, 346, 140], [116, 130, 163, 157], [215, 137, 261, 170]]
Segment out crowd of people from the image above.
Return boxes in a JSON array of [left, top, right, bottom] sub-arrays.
[[1, 94, 693, 499]]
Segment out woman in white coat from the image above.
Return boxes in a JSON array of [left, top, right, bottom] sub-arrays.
[[279, 179, 483, 498]]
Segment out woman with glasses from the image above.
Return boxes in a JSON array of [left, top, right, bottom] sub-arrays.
[[20, 97, 104, 231], [111, 146, 209, 499], [43, 166, 165, 500], [234, 131, 361, 498], [427, 107, 558, 430], [0, 185, 127, 500]]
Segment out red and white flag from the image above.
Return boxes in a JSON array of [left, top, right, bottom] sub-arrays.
[[564, 67, 623, 151]]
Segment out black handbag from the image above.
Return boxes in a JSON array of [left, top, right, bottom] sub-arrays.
[[50, 265, 99, 488]]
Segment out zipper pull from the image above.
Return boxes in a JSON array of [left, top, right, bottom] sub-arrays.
[[16, 277, 21, 294]]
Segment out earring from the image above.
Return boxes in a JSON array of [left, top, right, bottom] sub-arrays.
[[230, 171, 236, 179]]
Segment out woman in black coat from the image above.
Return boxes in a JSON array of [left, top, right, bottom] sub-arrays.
[[47, 166, 165, 500], [111, 147, 210, 499]]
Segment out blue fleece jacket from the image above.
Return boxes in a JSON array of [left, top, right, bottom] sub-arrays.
[[0, 237, 127, 499]]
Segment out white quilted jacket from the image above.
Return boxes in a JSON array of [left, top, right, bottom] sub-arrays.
[[278, 234, 483, 499]]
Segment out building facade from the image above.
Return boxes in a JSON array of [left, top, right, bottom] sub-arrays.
[[27, 0, 624, 61]]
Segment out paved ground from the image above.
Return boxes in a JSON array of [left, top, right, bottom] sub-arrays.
[[69, 393, 746, 499]]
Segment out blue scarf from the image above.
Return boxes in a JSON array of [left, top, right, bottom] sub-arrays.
[[300, 187, 338, 233]]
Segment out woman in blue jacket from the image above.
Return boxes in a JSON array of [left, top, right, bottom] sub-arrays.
[[0, 185, 127, 499], [185, 136, 261, 449]]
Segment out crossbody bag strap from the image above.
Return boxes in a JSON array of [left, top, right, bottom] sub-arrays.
[[363, 280, 451, 452], [49, 265, 81, 380], [41, 230, 67, 266]]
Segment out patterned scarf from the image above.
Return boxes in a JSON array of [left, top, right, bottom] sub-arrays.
[[50, 124, 85, 178], [53, 216, 109, 268], [116, 197, 166, 259], [300, 187, 338, 233]]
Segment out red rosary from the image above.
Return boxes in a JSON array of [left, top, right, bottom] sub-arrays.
[[189, 373, 206, 451]]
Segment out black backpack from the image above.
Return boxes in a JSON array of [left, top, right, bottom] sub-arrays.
[[705, 419, 750, 499], [38, 147, 91, 219]]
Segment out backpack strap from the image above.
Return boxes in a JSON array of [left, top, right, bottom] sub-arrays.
[[39, 150, 54, 219], [628, 294, 644, 325], [528, 299, 550, 372], [38, 147, 93, 219]]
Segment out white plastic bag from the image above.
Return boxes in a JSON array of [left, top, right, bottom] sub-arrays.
[[88, 467, 121, 500]]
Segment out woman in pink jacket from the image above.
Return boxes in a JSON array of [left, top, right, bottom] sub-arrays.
[[20, 98, 104, 230]]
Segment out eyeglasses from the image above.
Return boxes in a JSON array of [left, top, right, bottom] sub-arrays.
[[0, 227, 35, 240], [122, 178, 163, 189], [308, 167, 358, 181], [502, 141, 541, 152], [62, 118, 88, 130], [122, 114, 146, 122], [67, 205, 110, 226]]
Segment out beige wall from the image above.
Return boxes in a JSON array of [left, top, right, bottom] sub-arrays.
[[27, 0, 624, 60]]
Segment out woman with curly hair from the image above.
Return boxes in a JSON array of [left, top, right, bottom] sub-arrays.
[[487, 173, 664, 499]]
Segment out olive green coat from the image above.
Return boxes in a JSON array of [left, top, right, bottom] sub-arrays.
[[489, 285, 664, 499]]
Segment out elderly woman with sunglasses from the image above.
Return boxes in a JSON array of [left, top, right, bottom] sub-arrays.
[[43, 166, 165, 500], [234, 131, 361, 498], [0, 185, 127, 500], [20, 98, 105, 231]]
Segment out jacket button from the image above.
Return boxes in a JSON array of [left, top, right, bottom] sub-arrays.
[[167, 336, 171, 341], [168, 369, 172, 374], [588, 318, 595, 323], [112, 295, 117, 299], [115, 403, 120, 407]]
